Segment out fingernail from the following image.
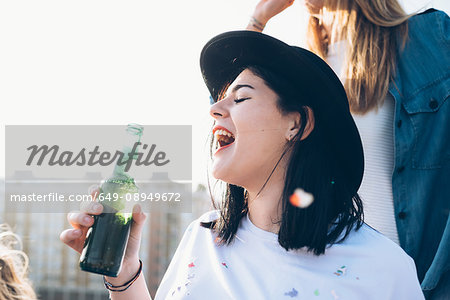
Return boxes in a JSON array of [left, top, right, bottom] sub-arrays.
[[88, 184, 99, 195], [84, 216, 92, 224], [73, 229, 82, 237]]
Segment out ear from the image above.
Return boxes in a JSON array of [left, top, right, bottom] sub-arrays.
[[285, 106, 315, 141], [285, 111, 301, 142], [300, 106, 315, 141]]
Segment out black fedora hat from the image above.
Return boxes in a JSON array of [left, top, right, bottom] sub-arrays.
[[200, 30, 364, 196]]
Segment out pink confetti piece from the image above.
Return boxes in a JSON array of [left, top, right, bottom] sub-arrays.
[[188, 262, 195, 268], [289, 188, 314, 208], [331, 289, 339, 300]]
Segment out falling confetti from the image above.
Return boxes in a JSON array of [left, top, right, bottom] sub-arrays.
[[334, 265, 347, 276], [331, 290, 339, 300], [314, 289, 320, 296], [289, 188, 314, 208], [221, 262, 228, 268], [284, 288, 298, 297], [187, 274, 195, 280], [188, 262, 195, 268]]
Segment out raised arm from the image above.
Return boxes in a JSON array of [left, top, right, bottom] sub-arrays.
[[246, 0, 295, 32]]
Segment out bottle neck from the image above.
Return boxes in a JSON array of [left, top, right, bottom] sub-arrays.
[[113, 126, 143, 177]]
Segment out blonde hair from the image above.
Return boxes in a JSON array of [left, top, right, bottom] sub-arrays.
[[0, 224, 37, 300], [307, 0, 411, 114]]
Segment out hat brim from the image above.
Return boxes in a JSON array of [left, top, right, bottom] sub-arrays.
[[200, 30, 364, 196]]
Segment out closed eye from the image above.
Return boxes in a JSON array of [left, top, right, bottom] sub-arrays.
[[234, 97, 251, 104]]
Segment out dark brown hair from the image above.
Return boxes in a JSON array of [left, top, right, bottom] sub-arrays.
[[202, 65, 363, 255]]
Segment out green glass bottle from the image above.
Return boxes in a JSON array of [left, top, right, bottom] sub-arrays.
[[80, 124, 143, 277]]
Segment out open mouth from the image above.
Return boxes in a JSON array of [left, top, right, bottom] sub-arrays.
[[213, 127, 235, 151]]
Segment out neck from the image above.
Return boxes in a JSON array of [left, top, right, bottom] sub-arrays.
[[245, 165, 286, 234]]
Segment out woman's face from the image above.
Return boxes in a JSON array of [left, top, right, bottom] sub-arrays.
[[210, 69, 299, 188]]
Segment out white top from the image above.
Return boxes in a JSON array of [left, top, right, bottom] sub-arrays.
[[155, 210, 423, 300], [326, 41, 400, 245]]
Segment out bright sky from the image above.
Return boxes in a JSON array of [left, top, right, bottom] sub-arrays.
[[1, 0, 448, 187]]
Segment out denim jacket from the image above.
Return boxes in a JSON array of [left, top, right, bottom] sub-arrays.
[[388, 9, 450, 295]]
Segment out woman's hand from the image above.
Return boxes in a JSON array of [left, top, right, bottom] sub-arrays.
[[59, 187, 147, 284], [252, 0, 295, 26]]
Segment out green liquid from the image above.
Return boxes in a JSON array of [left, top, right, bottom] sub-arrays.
[[79, 178, 136, 277]]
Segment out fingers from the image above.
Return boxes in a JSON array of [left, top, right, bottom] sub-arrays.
[[77, 185, 102, 215], [60, 228, 82, 243], [128, 204, 146, 244], [122, 204, 146, 260], [61, 185, 102, 254], [79, 200, 103, 215], [88, 184, 100, 198], [59, 228, 85, 253], [132, 204, 146, 225], [67, 211, 96, 228]]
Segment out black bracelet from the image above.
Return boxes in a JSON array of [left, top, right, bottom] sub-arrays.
[[103, 260, 143, 292]]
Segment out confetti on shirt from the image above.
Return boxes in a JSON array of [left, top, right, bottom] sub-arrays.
[[334, 265, 347, 276], [188, 262, 195, 268], [284, 288, 298, 297], [289, 188, 314, 208], [221, 262, 228, 268], [314, 289, 320, 296]]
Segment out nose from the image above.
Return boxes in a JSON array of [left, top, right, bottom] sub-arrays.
[[209, 98, 229, 119]]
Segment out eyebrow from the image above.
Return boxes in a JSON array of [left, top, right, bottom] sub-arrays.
[[222, 84, 254, 99], [231, 84, 254, 94], [219, 84, 255, 101]]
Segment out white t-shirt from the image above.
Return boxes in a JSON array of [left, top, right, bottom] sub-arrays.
[[155, 210, 423, 300], [326, 40, 400, 245]]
